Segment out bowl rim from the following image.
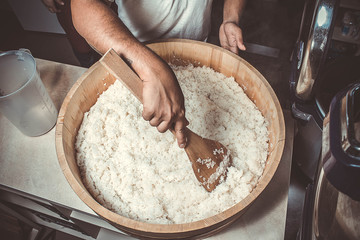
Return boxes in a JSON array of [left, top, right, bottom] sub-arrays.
[[55, 38, 286, 236]]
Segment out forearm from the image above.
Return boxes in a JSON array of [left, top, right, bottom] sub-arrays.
[[71, 0, 158, 73], [223, 0, 246, 24]]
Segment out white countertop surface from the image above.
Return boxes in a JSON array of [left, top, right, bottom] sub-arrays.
[[0, 58, 294, 239]]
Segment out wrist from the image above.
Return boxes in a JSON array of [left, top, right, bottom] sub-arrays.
[[116, 42, 167, 80], [223, 0, 246, 26], [222, 17, 240, 26], [114, 40, 149, 70], [222, 20, 239, 27]]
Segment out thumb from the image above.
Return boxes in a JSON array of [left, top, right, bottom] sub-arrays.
[[238, 42, 246, 51], [235, 28, 246, 51], [174, 119, 188, 148]]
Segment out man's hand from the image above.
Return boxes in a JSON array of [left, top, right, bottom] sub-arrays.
[[139, 56, 189, 148], [219, 21, 246, 54], [220, 0, 247, 54], [41, 0, 64, 13]]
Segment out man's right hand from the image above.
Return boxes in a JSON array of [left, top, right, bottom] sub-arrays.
[[136, 52, 189, 148]]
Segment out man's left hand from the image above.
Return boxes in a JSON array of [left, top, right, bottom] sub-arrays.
[[219, 22, 246, 55]]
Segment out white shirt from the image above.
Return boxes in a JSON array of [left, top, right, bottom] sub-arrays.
[[115, 0, 214, 42]]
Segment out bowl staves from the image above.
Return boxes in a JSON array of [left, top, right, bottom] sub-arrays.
[[55, 39, 285, 239]]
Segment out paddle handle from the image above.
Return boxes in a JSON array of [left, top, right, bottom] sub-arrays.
[[100, 49, 144, 103]]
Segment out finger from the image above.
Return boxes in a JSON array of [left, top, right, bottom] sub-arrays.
[[156, 120, 172, 133], [142, 108, 154, 121], [238, 42, 246, 51], [235, 29, 246, 51], [174, 118, 189, 148], [225, 37, 238, 55], [229, 45, 239, 55], [219, 34, 230, 50], [149, 117, 162, 127]]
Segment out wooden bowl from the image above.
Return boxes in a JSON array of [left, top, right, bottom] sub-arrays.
[[55, 39, 285, 239]]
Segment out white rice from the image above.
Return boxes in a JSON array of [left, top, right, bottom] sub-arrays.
[[75, 64, 269, 224]]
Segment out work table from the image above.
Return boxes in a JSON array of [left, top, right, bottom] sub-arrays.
[[0, 58, 294, 239]]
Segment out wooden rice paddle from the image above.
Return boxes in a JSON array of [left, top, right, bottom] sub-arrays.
[[100, 49, 231, 192]]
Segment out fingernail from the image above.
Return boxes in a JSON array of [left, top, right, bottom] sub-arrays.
[[180, 143, 185, 148]]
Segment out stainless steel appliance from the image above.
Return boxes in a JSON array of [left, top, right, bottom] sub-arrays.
[[288, 0, 360, 238], [299, 83, 360, 240], [290, 0, 360, 181], [290, 0, 340, 182]]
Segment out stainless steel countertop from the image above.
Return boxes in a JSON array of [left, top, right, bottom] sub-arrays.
[[0, 58, 294, 239]]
